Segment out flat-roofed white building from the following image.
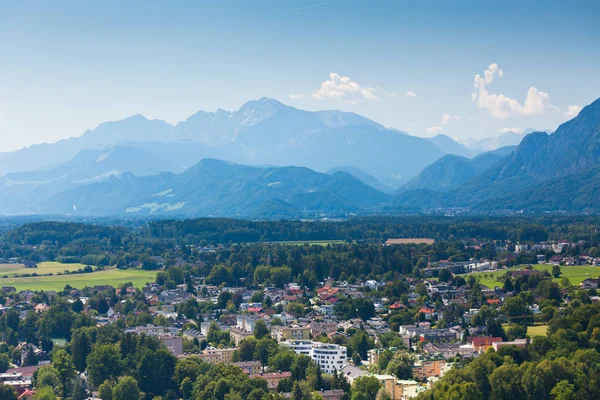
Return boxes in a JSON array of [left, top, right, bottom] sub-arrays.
[[281, 340, 347, 374]]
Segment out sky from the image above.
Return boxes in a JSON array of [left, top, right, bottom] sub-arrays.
[[0, 0, 599, 152]]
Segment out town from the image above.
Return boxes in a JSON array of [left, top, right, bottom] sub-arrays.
[[0, 218, 599, 400]]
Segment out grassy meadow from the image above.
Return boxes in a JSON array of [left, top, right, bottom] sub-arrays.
[[0, 267, 157, 291], [461, 264, 600, 288], [0, 261, 92, 277]]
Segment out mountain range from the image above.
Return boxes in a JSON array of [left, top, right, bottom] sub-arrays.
[[1, 97, 598, 217], [0, 98, 450, 189], [392, 98, 600, 212]]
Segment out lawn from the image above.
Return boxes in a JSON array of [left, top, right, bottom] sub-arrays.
[[0, 261, 92, 277], [461, 264, 600, 288], [0, 268, 157, 291], [527, 325, 548, 337]]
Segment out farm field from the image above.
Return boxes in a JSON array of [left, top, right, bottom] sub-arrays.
[[0, 261, 92, 277], [461, 264, 600, 288], [0, 268, 157, 291]]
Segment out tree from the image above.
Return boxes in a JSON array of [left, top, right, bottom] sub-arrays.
[[489, 363, 524, 400], [99, 381, 114, 400], [551, 380, 576, 400], [70, 328, 93, 372], [34, 386, 58, 400], [438, 268, 453, 283], [113, 376, 140, 400], [376, 387, 392, 400], [137, 348, 176, 396], [180, 377, 193, 400], [34, 366, 63, 397], [86, 344, 122, 387], [254, 337, 277, 366], [0, 354, 9, 373], [253, 319, 270, 340], [238, 337, 258, 361], [352, 376, 381, 400], [72, 380, 86, 400], [0, 384, 17, 400], [386, 351, 413, 380], [52, 349, 75, 398], [552, 265, 562, 278]]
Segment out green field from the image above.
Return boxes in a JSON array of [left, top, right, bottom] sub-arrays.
[[0, 268, 157, 291], [527, 325, 548, 337], [268, 240, 347, 246], [0, 261, 92, 277], [462, 264, 600, 288]]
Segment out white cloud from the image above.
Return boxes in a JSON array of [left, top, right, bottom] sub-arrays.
[[426, 126, 443, 134], [426, 113, 460, 134], [498, 127, 523, 134], [472, 63, 557, 119], [565, 105, 582, 117], [312, 72, 380, 103], [441, 114, 461, 125], [288, 94, 305, 99], [405, 90, 417, 97]]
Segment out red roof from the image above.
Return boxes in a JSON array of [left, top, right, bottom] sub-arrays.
[[471, 337, 503, 346], [248, 307, 263, 313], [418, 307, 435, 314], [389, 302, 406, 310], [18, 389, 35, 399], [486, 299, 501, 305]]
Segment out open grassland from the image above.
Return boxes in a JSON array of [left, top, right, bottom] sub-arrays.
[[527, 325, 549, 337], [0, 268, 157, 291], [461, 264, 600, 288], [0, 261, 92, 277]]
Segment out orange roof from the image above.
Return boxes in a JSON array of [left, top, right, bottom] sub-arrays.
[[486, 299, 501, 305], [418, 307, 435, 314]]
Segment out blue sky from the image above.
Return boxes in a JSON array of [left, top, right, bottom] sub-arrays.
[[0, 0, 598, 151]]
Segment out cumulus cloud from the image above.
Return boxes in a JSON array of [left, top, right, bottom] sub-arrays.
[[498, 127, 523, 134], [405, 90, 417, 97], [472, 63, 557, 119], [312, 72, 380, 103], [565, 105, 582, 117], [427, 114, 461, 134]]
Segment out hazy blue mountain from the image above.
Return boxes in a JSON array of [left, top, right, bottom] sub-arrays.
[[0, 144, 199, 214], [393, 97, 600, 211], [44, 159, 391, 218], [460, 131, 526, 152], [427, 134, 475, 157], [0, 98, 444, 188], [327, 166, 393, 194], [0, 115, 176, 176], [398, 148, 506, 193]]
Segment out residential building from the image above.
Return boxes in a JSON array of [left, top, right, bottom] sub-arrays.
[[281, 340, 347, 373], [250, 371, 292, 390], [470, 337, 503, 352], [158, 334, 183, 355], [492, 339, 528, 351], [233, 361, 262, 375], [412, 354, 446, 380], [271, 324, 311, 342], [229, 327, 254, 346], [195, 348, 237, 364]]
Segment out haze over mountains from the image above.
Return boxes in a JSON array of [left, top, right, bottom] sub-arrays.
[[0, 97, 597, 217]]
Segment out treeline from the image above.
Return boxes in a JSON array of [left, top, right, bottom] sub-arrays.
[[149, 216, 600, 244]]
